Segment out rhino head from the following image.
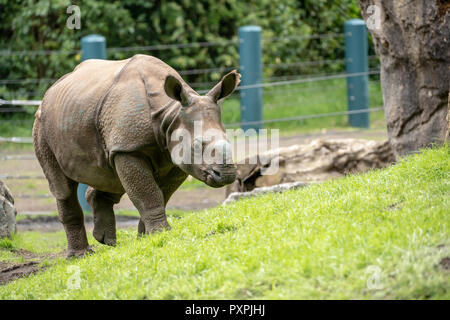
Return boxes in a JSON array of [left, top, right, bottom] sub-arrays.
[[163, 70, 241, 188]]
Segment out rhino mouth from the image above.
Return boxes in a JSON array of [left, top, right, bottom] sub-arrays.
[[204, 167, 236, 188]]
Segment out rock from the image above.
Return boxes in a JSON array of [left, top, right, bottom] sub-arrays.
[[359, 1, 449, 156], [223, 181, 308, 205], [0, 180, 17, 238], [226, 138, 395, 195]]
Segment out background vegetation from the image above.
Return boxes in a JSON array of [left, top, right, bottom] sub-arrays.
[[0, 0, 370, 100]]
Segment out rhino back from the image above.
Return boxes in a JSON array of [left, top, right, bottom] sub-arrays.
[[38, 55, 183, 191], [39, 58, 133, 189]]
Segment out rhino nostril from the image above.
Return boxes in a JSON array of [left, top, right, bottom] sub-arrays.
[[212, 169, 221, 178]]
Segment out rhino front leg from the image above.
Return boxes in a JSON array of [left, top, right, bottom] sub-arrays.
[[136, 167, 187, 236], [114, 153, 170, 235], [86, 188, 123, 246]]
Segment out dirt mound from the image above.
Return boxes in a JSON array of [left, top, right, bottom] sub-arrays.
[[0, 248, 66, 285], [0, 261, 40, 285]]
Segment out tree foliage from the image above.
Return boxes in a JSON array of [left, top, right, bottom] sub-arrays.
[[0, 0, 361, 101]]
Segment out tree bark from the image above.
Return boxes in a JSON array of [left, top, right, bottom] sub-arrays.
[[358, 0, 449, 156]]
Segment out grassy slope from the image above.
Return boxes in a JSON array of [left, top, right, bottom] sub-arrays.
[[0, 146, 448, 299], [0, 231, 67, 264]]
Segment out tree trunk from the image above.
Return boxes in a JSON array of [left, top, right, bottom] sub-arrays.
[[358, 0, 449, 156]]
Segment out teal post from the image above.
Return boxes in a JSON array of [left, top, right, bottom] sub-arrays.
[[77, 34, 107, 212], [81, 34, 106, 60], [344, 19, 369, 128], [238, 26, 263, 131]]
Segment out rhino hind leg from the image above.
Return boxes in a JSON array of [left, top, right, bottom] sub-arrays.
[[86, 187, 122, 246], [33, 120, 91, 258], [56, 190, 93, 258]]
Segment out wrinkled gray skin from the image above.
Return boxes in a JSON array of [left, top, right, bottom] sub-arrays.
[[33, 54, 239, 257]]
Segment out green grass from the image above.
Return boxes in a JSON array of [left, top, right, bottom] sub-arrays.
[[0, 146, 448, 299], [13, 209, 193, 222], [2, 231, 67, 255], [0, 114, 36, 138], [0, 230, 68, 264], [1, 212, 148, 264], [111, 209, 194, 220]]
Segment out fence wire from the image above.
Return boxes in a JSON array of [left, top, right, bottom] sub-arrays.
[[225, 107, 384, 127], [0, 106, 384, 145], [0, 70, 380, 108], [0, 32, 346, 57], [0, 174, 45, 180], [1, 55, 381, 85]]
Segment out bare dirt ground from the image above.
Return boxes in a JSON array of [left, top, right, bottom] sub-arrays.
[[0, 249, 63, 285], [0, 261, 40, 285]]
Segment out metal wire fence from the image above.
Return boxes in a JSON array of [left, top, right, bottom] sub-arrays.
[[0, 31, 384, 203], [0, 32, 347, 57]]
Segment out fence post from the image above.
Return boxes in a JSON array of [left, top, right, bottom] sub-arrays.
[[344, 19, 369, 128], [77, 34, 107, 212], [81, 34, 106, 60], [238, 26, 263, 131]]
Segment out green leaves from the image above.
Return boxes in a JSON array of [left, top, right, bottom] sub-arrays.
[[0, 0, 362, 103]]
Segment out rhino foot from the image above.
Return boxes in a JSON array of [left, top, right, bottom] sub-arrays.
[[147, 221, 171, 234], [86, 188, 121, 246], [66, 246, 94, 259], [137, 219, 171, 237], [93, 227, 116, 246]]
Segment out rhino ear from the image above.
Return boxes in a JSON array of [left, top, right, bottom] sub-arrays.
[[164, 75, 189, 106], [207, 70, 241, 103]]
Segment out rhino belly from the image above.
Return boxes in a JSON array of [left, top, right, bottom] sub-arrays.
[[54, 141, 124, 194]]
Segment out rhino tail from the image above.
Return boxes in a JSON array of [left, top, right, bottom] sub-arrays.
[[35, 104, 42, 119]]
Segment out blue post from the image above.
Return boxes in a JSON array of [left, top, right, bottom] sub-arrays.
[[77, 34, 107, 212], [81, 34, 106, 60], [238, 26, 263, 131], [344, 19, 369, 128]]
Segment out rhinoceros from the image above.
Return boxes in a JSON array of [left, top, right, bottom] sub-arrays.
[[33, 54, 239, 257]]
